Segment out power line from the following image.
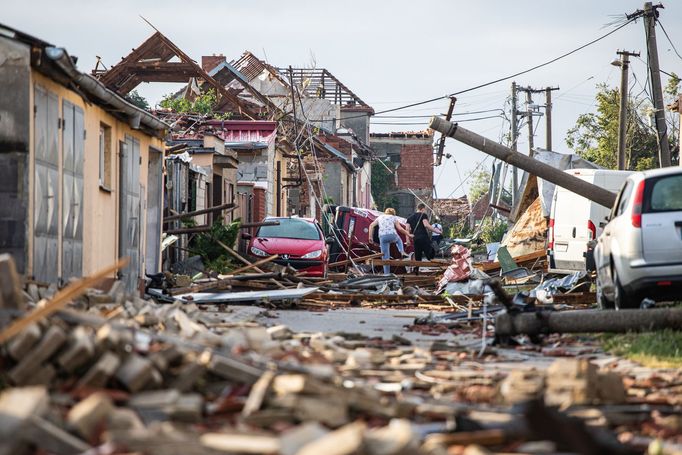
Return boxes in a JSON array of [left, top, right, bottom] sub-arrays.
[[374, 109, 504, 119], [442, 155, 492, 200], [657, 19, 682, 62], [371, 114, 504, 126], [337, 18, 636, 122]]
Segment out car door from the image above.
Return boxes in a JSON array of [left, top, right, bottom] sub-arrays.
[[599, 181, 632, 289], [641, 173, 682, 265]]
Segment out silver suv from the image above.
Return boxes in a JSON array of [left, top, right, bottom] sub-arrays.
[[595, 167, 682, 309]]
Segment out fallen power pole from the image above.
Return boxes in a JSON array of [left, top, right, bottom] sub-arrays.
[[428, 117, 618, 208], [495, 307, 682, 337]]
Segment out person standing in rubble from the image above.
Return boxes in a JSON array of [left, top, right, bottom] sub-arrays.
[[406, 203, 442, 274], [369, 208, 412, 275]]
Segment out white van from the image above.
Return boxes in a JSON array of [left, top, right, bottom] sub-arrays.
[[548, 169, 632, 273]]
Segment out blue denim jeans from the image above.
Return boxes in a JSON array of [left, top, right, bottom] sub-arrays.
[[379, 233, 404, 275]]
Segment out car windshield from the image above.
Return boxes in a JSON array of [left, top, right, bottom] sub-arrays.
[[649, 174, 682, 212], [257, 218, 321, 240]]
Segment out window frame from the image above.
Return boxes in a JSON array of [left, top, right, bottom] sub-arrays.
[[98, 122, 113, 192]]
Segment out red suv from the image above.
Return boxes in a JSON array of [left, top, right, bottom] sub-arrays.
[[248, 217, 329, 277]]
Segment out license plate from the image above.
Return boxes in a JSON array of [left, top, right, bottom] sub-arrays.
[[555, 242, 568, 253]]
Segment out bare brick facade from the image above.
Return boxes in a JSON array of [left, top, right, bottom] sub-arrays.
[[396, 143, 434, 190]]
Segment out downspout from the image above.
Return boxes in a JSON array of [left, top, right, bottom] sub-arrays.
[[44, 47, 168, 133]]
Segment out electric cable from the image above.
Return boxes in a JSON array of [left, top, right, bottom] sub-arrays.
[[308, 18, 637, 122], [657, 19, 682, 62]]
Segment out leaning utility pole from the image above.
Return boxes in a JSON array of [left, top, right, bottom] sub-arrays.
[[429, 116, 618, 209], [614, 50, 640, 170], [643, 2, 671, 167], [434, 96, 457, 166]]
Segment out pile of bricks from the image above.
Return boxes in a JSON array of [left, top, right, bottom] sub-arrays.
[[1, 254, 679, 455]]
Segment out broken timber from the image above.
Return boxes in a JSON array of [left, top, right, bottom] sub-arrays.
[[163, 202, 237, 222], [429, 116, 617, 209]]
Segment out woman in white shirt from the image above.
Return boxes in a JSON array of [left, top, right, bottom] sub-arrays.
[[369, 208, 412, 274]]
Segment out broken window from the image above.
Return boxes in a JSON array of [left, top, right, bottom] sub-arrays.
[[99, 123, 112, 189]]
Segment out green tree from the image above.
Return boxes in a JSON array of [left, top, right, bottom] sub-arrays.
[[565, 81, 680, 170], [125, 90, 149, 110], [370, 159, 398, 211], [480, 217, 508, 243], [160, 89, 221, 116], [664, 72, 680, 162], [468, 169, 491, 204]]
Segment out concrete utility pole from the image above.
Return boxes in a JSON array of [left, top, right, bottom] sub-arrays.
[[517, 86, 559, 153], [525, 90, 535, 154], [545, 87, 554, 150], [429, 116, 618, 209], [613, 50, 640, 170], [510, 82, 519, 206], [643, 2, 671, 167]]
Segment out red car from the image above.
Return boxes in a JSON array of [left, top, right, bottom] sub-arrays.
[[247, 217, 330, 277], [326, 206, 413, 265]]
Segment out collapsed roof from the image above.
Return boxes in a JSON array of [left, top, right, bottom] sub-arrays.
[[92, 31, 262, 118]]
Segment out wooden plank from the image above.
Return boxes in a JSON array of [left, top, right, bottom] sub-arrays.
[[163, 202, 236, 222], [168, 256, 279, 296], [0, 259, 128, 344], [473, 250, 545, 272], [328, 252, 382, 269], [369, 259, 450, 268], [215, 240, 285, 290]]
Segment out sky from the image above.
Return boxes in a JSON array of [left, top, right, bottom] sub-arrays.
[[5, 1, 682, 199]]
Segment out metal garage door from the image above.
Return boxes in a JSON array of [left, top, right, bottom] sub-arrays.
[[145, 148, 163, 274], [61, 100, 84, 280], [119, 137, 141, 292], [33, 85, 59, 283]]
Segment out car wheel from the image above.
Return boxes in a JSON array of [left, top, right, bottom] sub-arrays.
[[596, 276, 613, 310], [613, 266, 635, 310]]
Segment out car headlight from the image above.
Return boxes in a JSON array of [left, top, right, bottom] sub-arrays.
[[301, 249, 323, 259], [250, 246, 269, 257]]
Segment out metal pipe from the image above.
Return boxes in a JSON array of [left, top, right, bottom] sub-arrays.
[[45, 47, 168, 134], [429, 117, 618, 209]]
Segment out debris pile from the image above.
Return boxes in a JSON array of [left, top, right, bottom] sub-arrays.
[[2, 254, 682, 454]]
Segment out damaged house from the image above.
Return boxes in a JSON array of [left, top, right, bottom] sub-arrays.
[[0, 24, 168, 292], [191, 52, 377, 218], [370, 131, 435, 216]]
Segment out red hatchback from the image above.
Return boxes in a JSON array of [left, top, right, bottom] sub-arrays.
[[248, 217, 329, 277]]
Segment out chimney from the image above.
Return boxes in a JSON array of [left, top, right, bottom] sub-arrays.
[[202, 54, 226, 73]]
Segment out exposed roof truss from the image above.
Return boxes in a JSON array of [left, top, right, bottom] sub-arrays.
[[93, 31, 261, 117]]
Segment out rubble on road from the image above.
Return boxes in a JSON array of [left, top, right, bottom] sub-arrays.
[[1, 255, 682, 455]]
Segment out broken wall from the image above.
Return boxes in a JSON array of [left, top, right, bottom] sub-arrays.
[[0, 36, 30, 273]]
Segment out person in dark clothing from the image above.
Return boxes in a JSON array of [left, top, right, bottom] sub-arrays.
[[406, 203, 442, 274]]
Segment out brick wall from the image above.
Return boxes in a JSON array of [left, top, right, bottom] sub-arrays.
[[201, 55, 226, 73], [253, 187, 266, 222], [397, 143, 433, 190]]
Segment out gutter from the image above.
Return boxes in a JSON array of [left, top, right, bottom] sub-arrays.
[[44, 47, 169, 135]]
